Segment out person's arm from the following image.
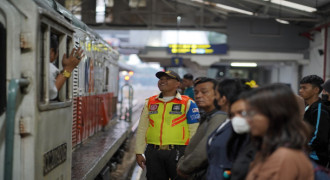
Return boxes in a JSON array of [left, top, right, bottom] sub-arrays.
[[178, 114, 226, 175], [177, 124, 208, 174], [135, 100, 149, 169], [55, 47, 83, 91], [309, 106, 330, 153], [186, 99, 200, 138]]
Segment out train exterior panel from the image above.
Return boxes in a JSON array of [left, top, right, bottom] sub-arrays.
[[0, 0, 121, 179]]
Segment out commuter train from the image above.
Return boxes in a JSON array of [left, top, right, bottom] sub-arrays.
[[0, 0, 127, 179]]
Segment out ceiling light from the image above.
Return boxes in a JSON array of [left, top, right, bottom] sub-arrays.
[[275, 18, 289, 24], [215, 4, 253, 15], [269, 0, 316, 13], [191, 0, 204, 3], [230, 62, 258, 67], [191, 0, 253, 16]]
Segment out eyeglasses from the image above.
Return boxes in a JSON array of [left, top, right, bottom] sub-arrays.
[[230, 111, 246, 119], [245, 110, 258, 120], [229, 110, 258, 119], [236, 110, 257, 117]]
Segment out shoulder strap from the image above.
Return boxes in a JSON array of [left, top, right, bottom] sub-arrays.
[[210, 111, 227, 118], [309, 103, 322, 145], [203, 111, 226, 123]]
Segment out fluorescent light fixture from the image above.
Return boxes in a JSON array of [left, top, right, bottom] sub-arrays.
[[191, 0, 253, 16], [230, 62, 258, 67], [215, 4, 254, 15], [275, 18, 289, 24], [266, 0, 316, 13], [191, 0, 204, 3]]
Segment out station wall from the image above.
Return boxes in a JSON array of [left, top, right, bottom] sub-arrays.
[[302, 27, 330, 81], [227, 17, 309, 52]]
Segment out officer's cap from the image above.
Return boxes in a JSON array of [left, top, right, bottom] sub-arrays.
[[156, 71, 181, 81]]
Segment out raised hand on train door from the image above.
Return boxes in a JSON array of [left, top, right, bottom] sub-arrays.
[[62, 47, 84, 72], [54, 47, 84, 92]]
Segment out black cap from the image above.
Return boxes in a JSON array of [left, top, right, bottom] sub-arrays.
[[322, 79, 330, 93], [183, 73, 193, 80], [156, 70, 181, 81]]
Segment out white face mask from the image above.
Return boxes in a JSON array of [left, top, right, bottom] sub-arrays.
[[231, 116, 250, 134]]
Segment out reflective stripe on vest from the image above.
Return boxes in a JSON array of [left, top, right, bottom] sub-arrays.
[[146, 95, 190, 145]]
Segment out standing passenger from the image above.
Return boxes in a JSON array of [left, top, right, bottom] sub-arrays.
[[206, 78, 246, 180], [135, 70, 200, 180], [322, 79, 330, 106], [182, 73, 195, 100], [246, 84, 314, 180], [226, 89, 256, 180], [299, 75, 330, 166], [177, 78, 226, 180]]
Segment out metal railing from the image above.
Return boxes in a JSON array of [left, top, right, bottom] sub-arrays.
[[119, 82, 133, 122], [4, 78, 30, 180]]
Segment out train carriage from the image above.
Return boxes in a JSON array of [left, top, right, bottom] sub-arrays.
[[0, 0, 123, 179]]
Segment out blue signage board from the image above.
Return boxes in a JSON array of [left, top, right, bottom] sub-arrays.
[[167, 44, 228, 55], [171, 57, 183, 67]]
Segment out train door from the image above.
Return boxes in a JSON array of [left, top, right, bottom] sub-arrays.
[[37, 14, 75, 180], [0, 9, 6, 180]]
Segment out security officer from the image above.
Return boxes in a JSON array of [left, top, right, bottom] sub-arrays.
[[135, 70, 200, 180]]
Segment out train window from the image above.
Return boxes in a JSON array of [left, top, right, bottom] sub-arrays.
[[38, 18, 73, 110], [0, 23, 6, 115], [104, 67, 109, 92]]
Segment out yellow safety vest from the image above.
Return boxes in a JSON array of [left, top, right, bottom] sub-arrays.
[[146, 95, 190, 145]]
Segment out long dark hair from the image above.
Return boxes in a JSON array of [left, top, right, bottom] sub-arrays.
[[246, 83, 310, 160]]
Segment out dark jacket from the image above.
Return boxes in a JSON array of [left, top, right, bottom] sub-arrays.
[[206, 121, 234, 180], [177, 109, 227, 180], [304, 98, 330, 165], [230, 141, 257, 180]]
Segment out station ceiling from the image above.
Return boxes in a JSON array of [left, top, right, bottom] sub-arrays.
[[55, 0, 328, 81], [60, 0, 330, 32]]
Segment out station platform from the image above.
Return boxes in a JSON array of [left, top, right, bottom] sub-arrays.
[[71, 119, 131, 180], [71, 99, 145, 180], [70, 86, 159, 180]]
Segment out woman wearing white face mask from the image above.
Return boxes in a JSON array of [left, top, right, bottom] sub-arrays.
[[226, 97, 257, 180], [231, 109, 250, 134]]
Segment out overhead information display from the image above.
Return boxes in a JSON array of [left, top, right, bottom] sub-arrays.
[[167, 44, 227, 55]]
